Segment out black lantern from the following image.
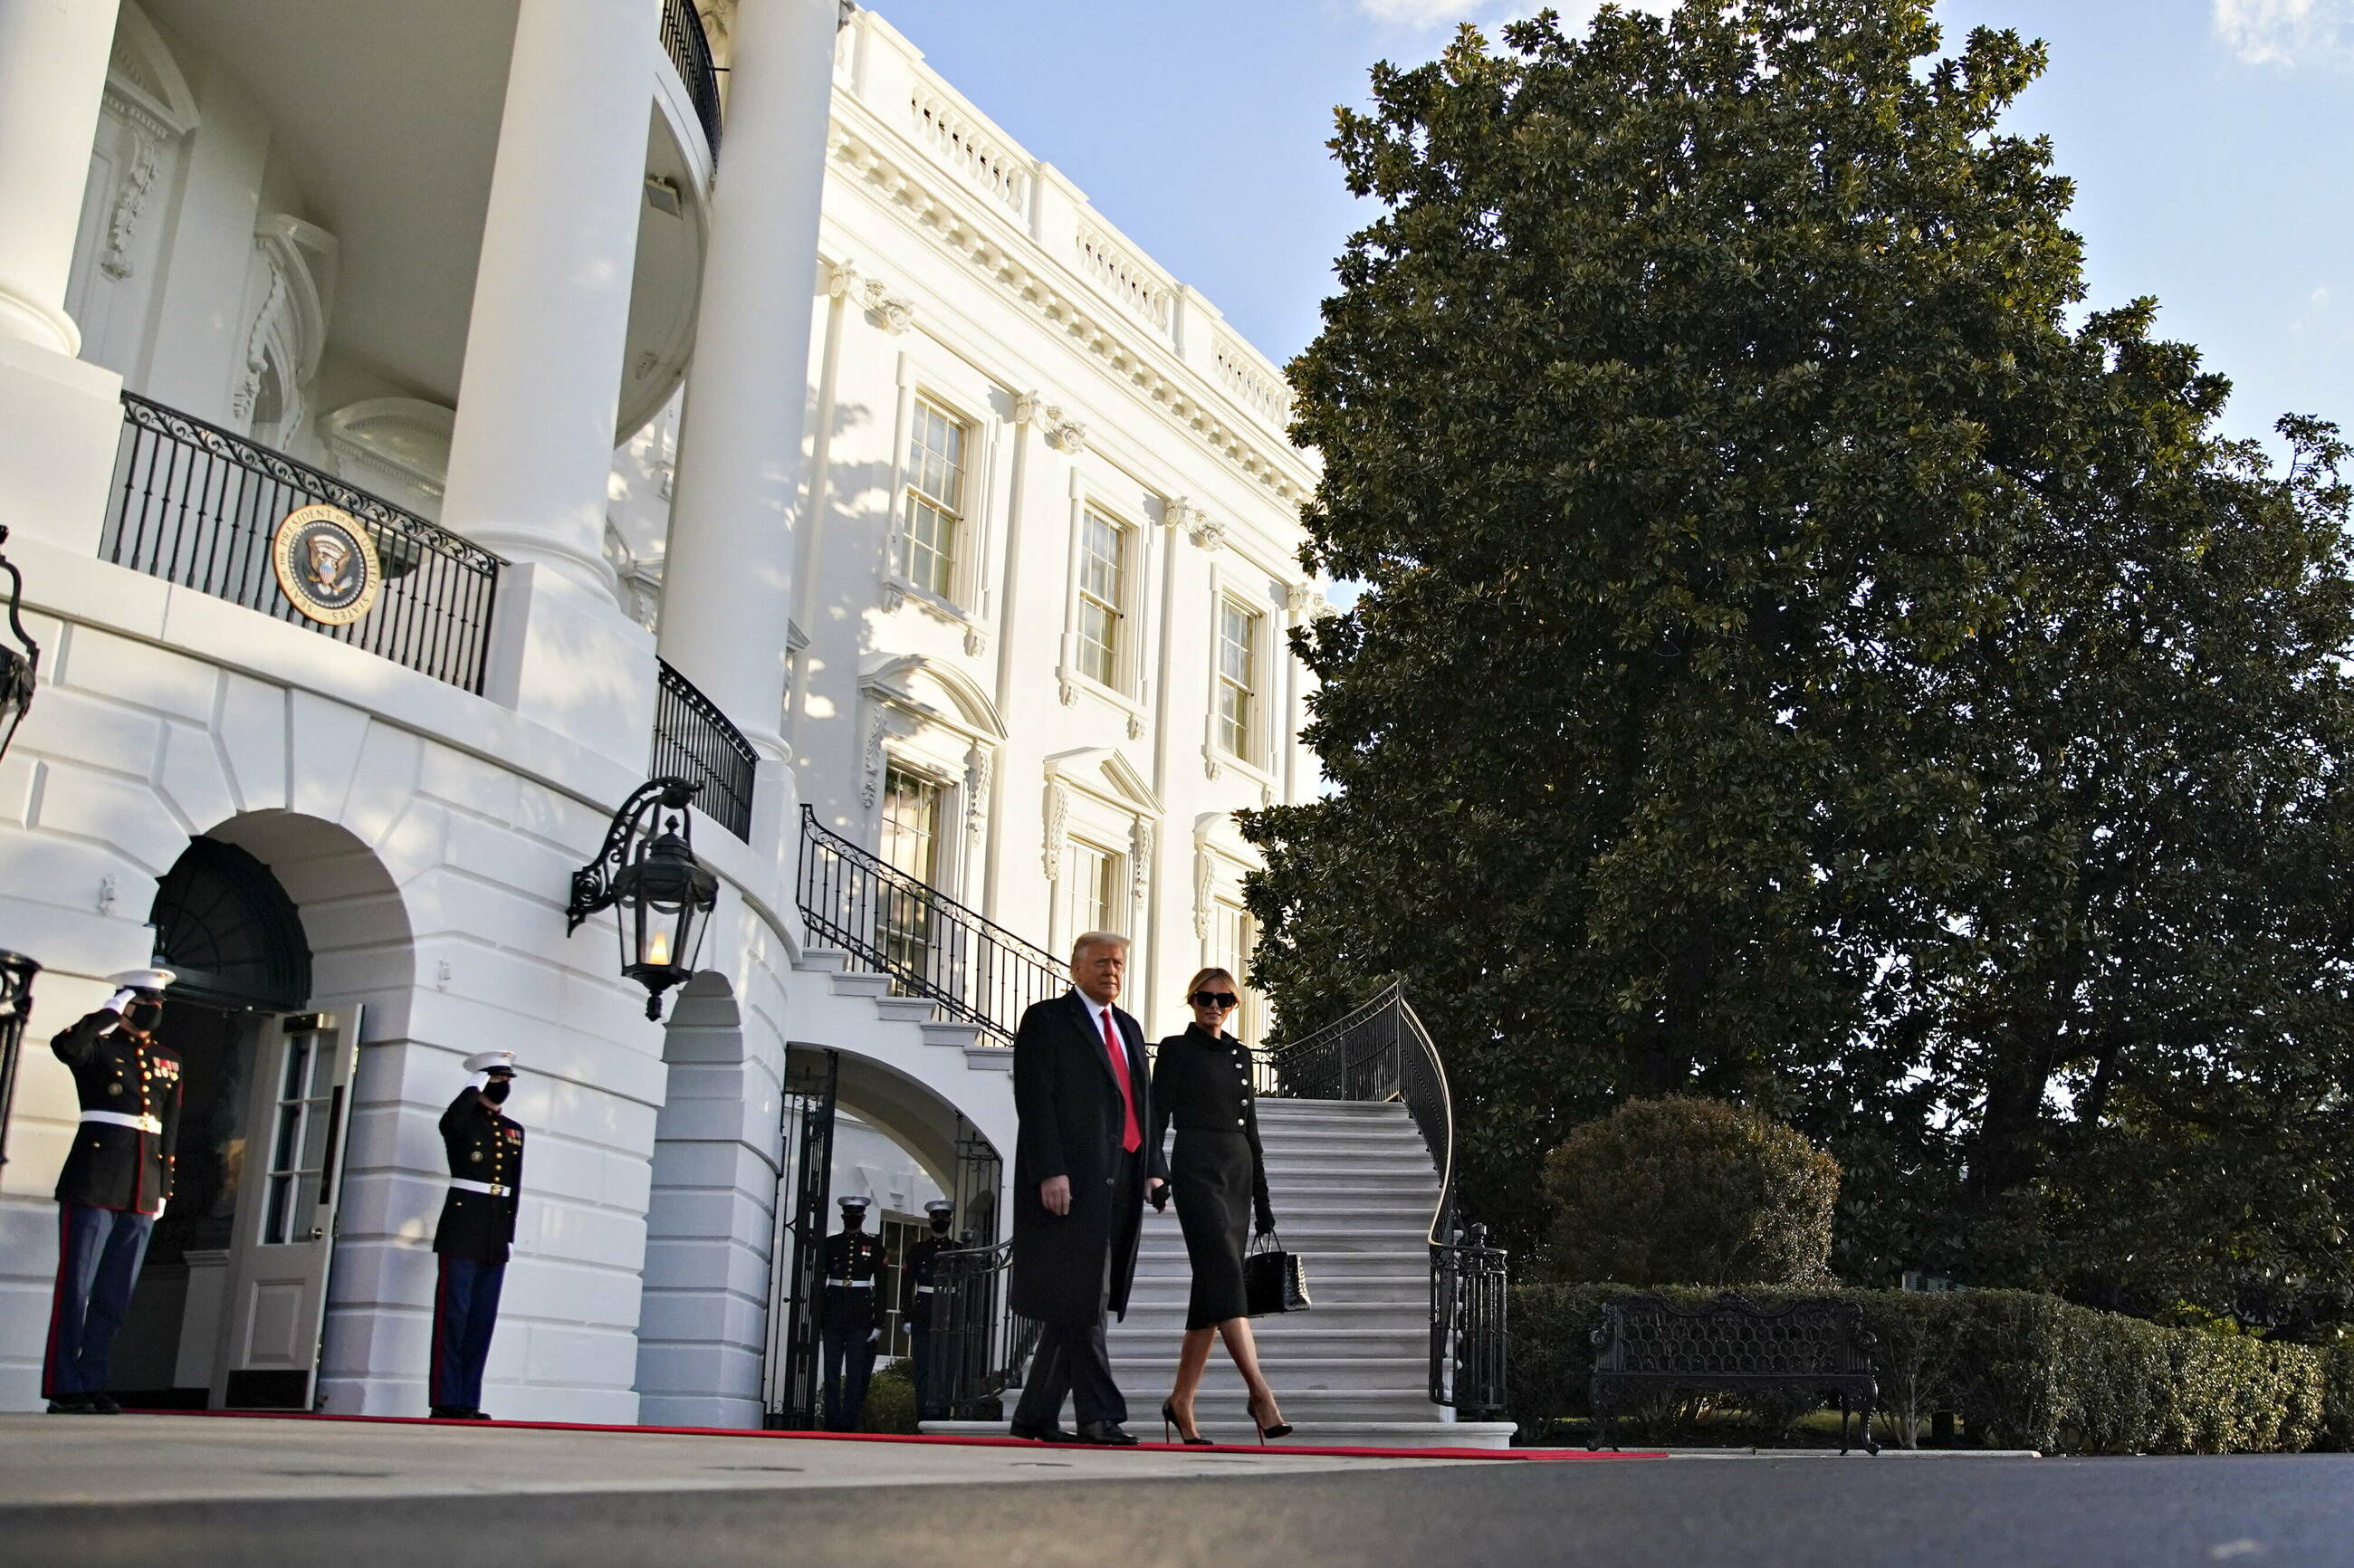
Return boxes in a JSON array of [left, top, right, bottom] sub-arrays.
[[569, 778, 718, 1020], [0, 528, 40, 764], [0, 948, 40, 1171]]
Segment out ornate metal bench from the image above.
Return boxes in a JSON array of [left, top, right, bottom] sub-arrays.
[[1589, 1294, 1880, 1453]]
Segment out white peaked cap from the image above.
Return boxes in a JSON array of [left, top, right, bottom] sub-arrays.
[[107, 968, 177, 995], [463, 1050, 518, 1075]]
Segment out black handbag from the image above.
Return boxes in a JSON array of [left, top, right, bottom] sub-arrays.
[[1243, 1228, 1312, 1316]]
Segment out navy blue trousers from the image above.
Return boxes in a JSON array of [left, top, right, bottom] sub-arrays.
[[429, 1255, 504, 1412], [43, 1203, 154, 1399], [820, 1327, 876, 1431]]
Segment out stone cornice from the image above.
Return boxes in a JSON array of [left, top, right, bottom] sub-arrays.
[[824, 98, 1317, 512]]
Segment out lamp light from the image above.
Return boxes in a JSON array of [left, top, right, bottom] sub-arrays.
[[568, 778, 719, 1020]]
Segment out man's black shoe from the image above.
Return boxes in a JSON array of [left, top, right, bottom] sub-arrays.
[[86, 1392, 121, 1414], [1008, 1420, 1075, 1442], [1075, 1421, 1137, 1446], [45, 1395, 94, 1414], [429, 1405, 472, 1420], [463, 1409, 492, 1421]]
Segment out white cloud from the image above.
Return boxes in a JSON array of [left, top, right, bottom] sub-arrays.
[[2212, 0, 2354, 66], [1354, 0, 1488, 25]]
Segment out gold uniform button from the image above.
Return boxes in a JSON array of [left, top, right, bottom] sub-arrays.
[[108, 1084, 123, 1096]]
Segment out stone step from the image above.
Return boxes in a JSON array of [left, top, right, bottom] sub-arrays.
[[873, 995, 937, 1023], [963, 1047, 1011, 1073], [1136, 1227, 1425, 1255], [1112, 1301, 1427, 1333], [1105, 1355, 1428, 1392], [798, 947, 852, 975], [1109, 1325, 1426, 1358], [1130, 1249, 1427, 1276], [827, 970, 893, 999], [1261, 1155, 1440, 1174], [1254, 1126, 1431, 1148], [921, 1020, 988, 1050]]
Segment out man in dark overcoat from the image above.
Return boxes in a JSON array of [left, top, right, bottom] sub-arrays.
[[1007, 931, 1165, 1444]]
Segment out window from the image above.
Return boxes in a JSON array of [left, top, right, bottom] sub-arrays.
[[878, 766, 943, 977], [1066, 839, 1118, 943], [1209, 898, 1258, 1046], [1076, 510, 1126, 688], [903, 398, 968, 599], [1216, 599, 1259, 760]]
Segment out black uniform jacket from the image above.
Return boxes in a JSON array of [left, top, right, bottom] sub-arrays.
[[1009, 990, 1165, 1326], [1148, 1023, 1273, 1225], [52, 1007, 181, 1212], [903, 1232, 952, 1327], [818, 1228, 885, 1332], [433, 1087, 523, 1264]]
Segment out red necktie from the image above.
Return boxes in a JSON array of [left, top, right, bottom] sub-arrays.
[[1102, 1007, 1141, 1153]]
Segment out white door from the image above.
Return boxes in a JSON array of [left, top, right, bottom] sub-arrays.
[[211, 1009, 360, 1410]]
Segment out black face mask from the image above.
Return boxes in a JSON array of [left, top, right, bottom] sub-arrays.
[[931, 1217, 951, 1235], [482, 1077, 512, 1105], [127, 1001, 164, 1033]]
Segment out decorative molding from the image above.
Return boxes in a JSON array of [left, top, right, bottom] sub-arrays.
[[1013, 389, 1045, 425], [1286, 581, 1320, 617], [100, 129, 159, 280], [1075, 223, 1172, 330], [1129, 817, 1153, 909], [860, 712, 889, 809], [235, 216, 339, 443], [1202, 743, 1221, 782], [1057, 674, 1077, 707], [880, 579, 907, 612], [1126, 710, 1145, 741], [912, 90, 1030, 215], [962, 622, 989, 658], [1170, 494, 1228, 551], [97, 875, 119, 916], [1043, 781, 1069, 881], [1192, 849, 1211, 941], [964, 747, 990, 834], [825, 114, 1314, 506], [1189, 517, 1227, 553], [861, 275, 916, 334]]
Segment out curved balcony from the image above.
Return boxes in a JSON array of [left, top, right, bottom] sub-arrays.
[[660, 0, 723, 162]]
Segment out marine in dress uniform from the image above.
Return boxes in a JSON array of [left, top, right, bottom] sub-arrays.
[[429, 1050, 523, 1420], [43, 969, 181, 1414], [818, 1194, 885, 1431], [903, 1199, 956, 1419]]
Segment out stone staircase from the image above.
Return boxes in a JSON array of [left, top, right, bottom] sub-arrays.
[[1105, 1097, 1514, 1448]]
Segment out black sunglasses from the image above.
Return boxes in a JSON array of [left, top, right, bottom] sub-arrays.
[[1191, 990, 1239, 1009]]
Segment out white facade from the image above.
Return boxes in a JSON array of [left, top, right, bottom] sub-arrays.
[[0, 0, 1324, 1427]]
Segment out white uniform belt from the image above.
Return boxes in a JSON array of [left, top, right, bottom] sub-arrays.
[[450, 1178, 512, 1197], [80, 1110, 161, 1133], [825, 1278, 873, 1288], [913, 1285, 937, 1294]]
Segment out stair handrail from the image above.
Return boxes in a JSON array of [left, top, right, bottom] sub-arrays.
[[796, 805, 1066, 1045], [1265, 981, 1509, 1418]]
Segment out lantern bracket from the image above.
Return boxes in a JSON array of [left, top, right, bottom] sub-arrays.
[[568, 776, 702, 935]]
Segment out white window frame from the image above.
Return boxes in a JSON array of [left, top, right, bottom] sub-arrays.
[[900, 394, 971, 602], [1212, 594, 1265, 768], [883, 352, 1002, 632], [1201, 562, 1279, 789]]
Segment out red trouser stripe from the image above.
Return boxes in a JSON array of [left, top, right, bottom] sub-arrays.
[[42, 1206, 72, 1399], [428, 1257, 450, 1408]]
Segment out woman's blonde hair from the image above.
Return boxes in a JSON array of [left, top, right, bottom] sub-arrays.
[[1182, 966, 1239, 1003]]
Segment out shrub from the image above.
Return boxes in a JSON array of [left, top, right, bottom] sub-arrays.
[[1541, 1097, 1840, 1287], [1507, 1282, 2330, 1453], [856, 1356, 920, 1434]]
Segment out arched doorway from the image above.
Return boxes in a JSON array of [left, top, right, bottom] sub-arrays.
[[109, 836, 361, 1411]]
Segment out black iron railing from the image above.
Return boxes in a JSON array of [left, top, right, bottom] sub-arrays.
[[104, 395, 502, 693], [923, 1238, 1040, 1420], [652, 660, 756, 841], [660, 0, 723, 159], [797, 807, 1065, 1045], [1267, 982, 1510, 1419]]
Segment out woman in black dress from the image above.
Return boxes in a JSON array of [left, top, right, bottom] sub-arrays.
[[1149, 967, 1290, 1443]]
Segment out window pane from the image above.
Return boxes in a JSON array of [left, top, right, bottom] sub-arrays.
[[1077, 512, 1125, 688], [879, 768, 943, 978], [904, 398, 966, 598], [1067, 841, 1116, 940], [1215, 600, 1258, 759]]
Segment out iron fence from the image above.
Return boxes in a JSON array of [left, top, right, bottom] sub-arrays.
[[103, 395, 501, 693], [797, 807, 1065, 1045], [660, 0, 723, 158], [923, 1238, 1039, 1420], [1266, 982, 1510, 1418], [652, 660, 756, 842]]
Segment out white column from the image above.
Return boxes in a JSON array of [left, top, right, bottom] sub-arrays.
[[438, 0, 661, 762], [442, 0, 656, 589], [660, 0, 838, 765], [0, 0, 118, 354]]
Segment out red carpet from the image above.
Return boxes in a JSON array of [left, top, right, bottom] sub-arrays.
[[139, 1406, 1658, 1461]]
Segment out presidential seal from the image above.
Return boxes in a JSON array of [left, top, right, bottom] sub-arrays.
[[271, 504, 382, 626]]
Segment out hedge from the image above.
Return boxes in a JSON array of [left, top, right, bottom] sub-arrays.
[[1511, 1283, 2334, 1454]]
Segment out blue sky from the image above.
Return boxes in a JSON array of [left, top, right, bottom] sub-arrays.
[[865, 0, 2350, 460]]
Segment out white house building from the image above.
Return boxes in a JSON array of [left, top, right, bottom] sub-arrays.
[[0, 0, 1344, 1430]]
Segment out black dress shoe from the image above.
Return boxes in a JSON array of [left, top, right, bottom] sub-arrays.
[[86, 1393, 121, 1414], [45, 1395, 94, 1414], [1008, 1420, 1076, 1442], [429, 1405, 472, 1420], [1075, 1421, 1137, 1446]]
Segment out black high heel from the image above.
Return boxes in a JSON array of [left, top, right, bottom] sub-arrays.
[[1249, 1391, 1292, 1443], [1163, 1399, 1211, 1445]]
